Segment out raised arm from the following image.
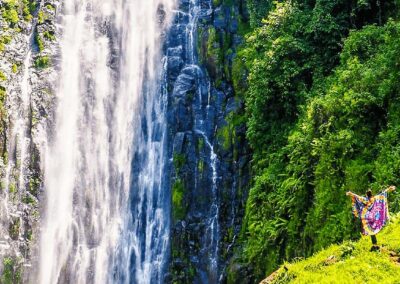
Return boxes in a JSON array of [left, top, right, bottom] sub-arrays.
[[384, 185, 396, 193], [346, 191, 362, 199]]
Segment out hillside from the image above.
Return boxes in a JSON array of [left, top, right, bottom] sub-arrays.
[[262, 215, 400, 283], [230, 1, 400, 281], [2, 0, 400, 282]]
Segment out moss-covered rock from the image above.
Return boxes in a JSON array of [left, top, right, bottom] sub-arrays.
[[1, 257, 22, 284], [172, 179, 186, 220]]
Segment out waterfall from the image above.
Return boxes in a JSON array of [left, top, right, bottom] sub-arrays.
[[39, 0, 175, 283], [187, 0, 220, 281], [0, 27, 35, 261]]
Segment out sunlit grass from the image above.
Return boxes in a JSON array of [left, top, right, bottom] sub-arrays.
[[268, 215, 400, 283]]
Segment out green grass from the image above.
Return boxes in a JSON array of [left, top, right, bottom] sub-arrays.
[[267, 215, 400, 283]]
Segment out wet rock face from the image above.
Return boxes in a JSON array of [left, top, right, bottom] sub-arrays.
[[166, 0, 250, 283], [0, 0, 60, 281], [1, 0, 251, 282]]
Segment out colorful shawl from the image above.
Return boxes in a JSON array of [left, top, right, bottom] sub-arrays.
[[351, 192, 389, 235]]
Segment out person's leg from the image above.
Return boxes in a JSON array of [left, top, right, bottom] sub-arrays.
[[370, 235, 379, 251], [371, 235, 377, 245]]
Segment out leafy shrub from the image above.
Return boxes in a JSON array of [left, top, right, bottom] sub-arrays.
[[34, 56, 50, 68]]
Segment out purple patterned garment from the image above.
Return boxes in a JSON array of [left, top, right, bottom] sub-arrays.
[[351, 192, 389, 235]]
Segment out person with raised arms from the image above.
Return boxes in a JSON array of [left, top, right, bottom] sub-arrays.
[[346, 185, 396, 251]]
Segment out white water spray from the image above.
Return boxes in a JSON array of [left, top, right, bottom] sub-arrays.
[[39, 0, 175, 283]]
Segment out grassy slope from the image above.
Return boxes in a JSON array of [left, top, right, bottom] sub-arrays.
[[263, 215, 400, 284]]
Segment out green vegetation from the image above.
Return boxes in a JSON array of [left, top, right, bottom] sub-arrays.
[[247, 0, 273, 28], [213, 0, 222, 8], [217, 124, 232, 150], [22, 193, 36, 205], [22, 0, 36, 21], [267, 215, 400, 283], [172, 153, 188, 220], [0, 71, 7, 81], [45, 4, 55, 11], [8, 183, 16, 194], [9, 218, 20, 240], [34, 56, 50, 68], [0, 35, 12, 52], [1, 257, 22, 284], [35, 33, 44, 52], [173, 153, 186, 171], [37, 11, 46, 24], [29, 177, 40, 196], [2, 7, 19, 26], [198, 9, 237, 88], [229, 0, 400, 281], [0, 0, 36, 25], [172, 179, 186, 220], [0, 85, 6, 123], [43, 30, 56, 41], [0, 87, 6, 101], [12, 64, 18, 73]]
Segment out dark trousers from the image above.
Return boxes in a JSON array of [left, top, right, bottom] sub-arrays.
[[371, 235, 377, 245]]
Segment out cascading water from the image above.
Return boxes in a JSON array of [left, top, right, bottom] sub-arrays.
[[39, 0, 175, 283], [187, 0, 220, 283], [0, 27, 35, 260], [186, 0, 220, 281], [17, 50, 32, 195]]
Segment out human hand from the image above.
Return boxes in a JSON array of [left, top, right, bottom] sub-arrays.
[[346, 191, 352, 196]]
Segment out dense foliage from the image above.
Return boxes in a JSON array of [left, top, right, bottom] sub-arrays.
[[233, 0, 400, 281], [246, 0, 273, 27]]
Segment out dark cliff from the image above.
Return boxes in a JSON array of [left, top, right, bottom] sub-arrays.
[[165, 0, 251, 282]]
